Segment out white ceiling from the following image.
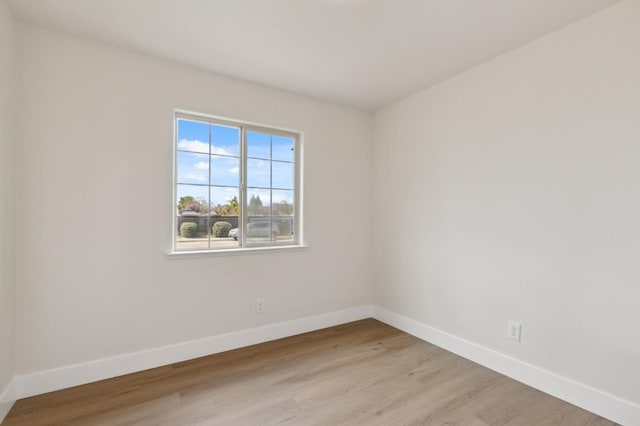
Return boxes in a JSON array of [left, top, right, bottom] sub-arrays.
[[9, 0, 619, 111]]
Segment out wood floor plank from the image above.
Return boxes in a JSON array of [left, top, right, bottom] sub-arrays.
[[3, 319, 617, 425]]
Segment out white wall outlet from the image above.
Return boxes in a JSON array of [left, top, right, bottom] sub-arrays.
[[507, 320, 521, 342], [255, 298, 265, 313]]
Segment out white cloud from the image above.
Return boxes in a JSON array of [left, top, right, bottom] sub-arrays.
[[178, 139, 234, 156], [178, 139, 209, 153], [228, 167, 239, 174], [212, 145, 233, 156], [179, 172, 207, 183], [195, 161, 209, 170]]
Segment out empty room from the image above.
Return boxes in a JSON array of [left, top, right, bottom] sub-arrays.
[[0, 0, 638, 424]]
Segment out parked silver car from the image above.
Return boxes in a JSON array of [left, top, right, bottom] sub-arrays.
[[229, 222, 280, 241]]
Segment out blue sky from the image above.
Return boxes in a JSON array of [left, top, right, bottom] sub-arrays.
[[176, 119, 294, 208]]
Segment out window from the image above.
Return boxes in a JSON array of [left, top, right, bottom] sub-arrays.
[[173, 111, 300, 252]]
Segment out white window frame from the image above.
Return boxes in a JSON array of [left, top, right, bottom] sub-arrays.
[[171, 110, 303, 254]]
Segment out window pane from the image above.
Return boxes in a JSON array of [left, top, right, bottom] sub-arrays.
[[272, 136, 294, 162], [176, 184, 210, 251], [177, 119, 209, 154], [177, 151, 209, 184], [211, 124, 240, 157], [272, 190, 294, 242], [211, 186, 239, 216], [246, 217, 278, 243], [273, 217, 293, 241], [247, 131, 271, 159], [247, 158, 271, 188], [211, 155, 239, 187], [210, 187, 239, 249], [272, 161, 294, 190], [176, 184, 209, 215], [272, 190, 294, 211], [247, 189, 270, 217]]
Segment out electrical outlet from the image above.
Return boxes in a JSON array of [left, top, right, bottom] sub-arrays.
[[255, 298, 265, 313], [507, 320, 521, 342]]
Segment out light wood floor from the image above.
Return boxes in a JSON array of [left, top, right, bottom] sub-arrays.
[[4, 319, 616, 425]]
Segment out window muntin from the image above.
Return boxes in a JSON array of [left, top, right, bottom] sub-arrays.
[[174, 113, 299, 252]]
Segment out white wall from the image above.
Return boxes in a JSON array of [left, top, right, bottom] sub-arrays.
[[373, 1, 640, 405], [0, 0, 17, 402], [15, 24, 372, 375]]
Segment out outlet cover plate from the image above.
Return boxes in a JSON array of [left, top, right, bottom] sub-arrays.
[[507, 320, 521, 342]]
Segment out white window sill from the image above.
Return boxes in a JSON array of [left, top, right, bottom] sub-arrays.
[[166, 244, 308, 259]]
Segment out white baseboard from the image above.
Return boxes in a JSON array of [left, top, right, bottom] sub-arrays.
[[15, 305, 373, 400], [372, 306, 640, 426], [0, 378, 16, 424]]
